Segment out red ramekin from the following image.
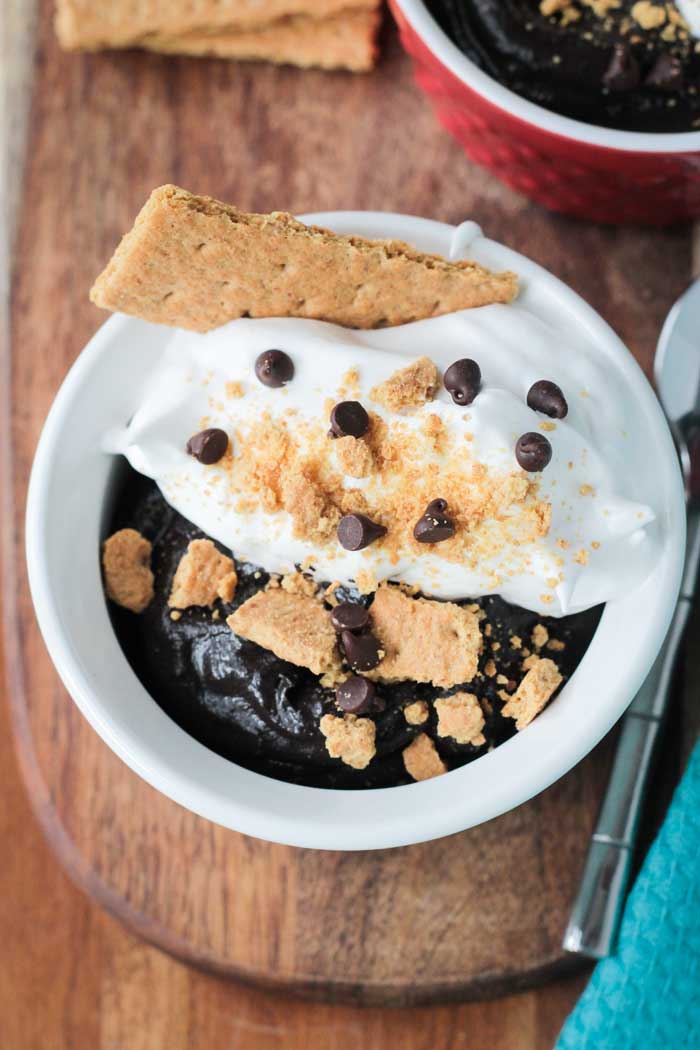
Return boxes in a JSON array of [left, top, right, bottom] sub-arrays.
[[389, 0, 700, 225]]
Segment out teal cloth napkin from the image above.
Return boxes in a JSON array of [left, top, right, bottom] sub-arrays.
[[557, 743, 700, 1050]]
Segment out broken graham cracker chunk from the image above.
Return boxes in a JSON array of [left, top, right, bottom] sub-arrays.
[[367, 585, 481, 689], [55, 0, 378, 49], [102, 528, 154, 614], [403, 734, 447, 782], [320, 714, 376, 770], [168, 539, 236, 609], [404, 700, 429, 726], [334, 435, 375, 478], [142, 9, 381, 73], [369, 357, 439, 412], [228, 586, 341, 679], [90, 186, 518, 333], [435, 693, 485, 746], [501, 659, 563, 731]]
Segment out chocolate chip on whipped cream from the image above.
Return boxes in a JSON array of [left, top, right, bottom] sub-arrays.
[[329, 399, 370, 438], [337, 513, 387, 551], [527, 380, 568, 419], [186, 427, 229, 464], [413, 498, 455, 544], [254, 348, 294, 388], [443, 358, 481, 406], [516, 432, 552, 473]]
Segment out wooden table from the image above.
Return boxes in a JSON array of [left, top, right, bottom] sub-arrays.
[[1, 1, 695, 1046]]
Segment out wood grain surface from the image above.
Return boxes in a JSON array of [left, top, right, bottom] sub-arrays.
[[2, 0, 695, 1044]]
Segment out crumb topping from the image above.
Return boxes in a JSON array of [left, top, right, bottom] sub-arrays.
[[403, 733, 447, 781], [501, 658, 563, 730], [334, 435, 375, 478], [102, 528, 154, 613], [404, 700, 430, 725], [169, 539, 236, 609], [369, 356, 439, 412], [320, 713, 376, 769], [434, 692, 486, 746]]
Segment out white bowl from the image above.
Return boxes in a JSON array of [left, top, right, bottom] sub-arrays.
[[26, 211, 686, 851]]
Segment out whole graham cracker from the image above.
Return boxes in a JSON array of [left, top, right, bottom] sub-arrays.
[[141, 8, 380, 72], [55, 0, 378, 50], [90, 185, 519, 332]]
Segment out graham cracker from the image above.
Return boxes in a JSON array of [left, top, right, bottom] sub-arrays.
[[55, 0, 378, 50], [141, 9, 380, 72], [90, 185, 519, 332]]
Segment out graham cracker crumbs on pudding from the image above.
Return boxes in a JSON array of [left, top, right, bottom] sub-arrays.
[[367, 584, 481, 689], [334, 435, 375, 478], [102, 528, 154, 613], [532, 624, 549, 650], [228, 586, 341, 679], [320, 714, 376, 770], [217, 572, 238, 603], [169, 539, 236, 609], [434, 693, 486, 746], [404, 700, 430, 726], [369, 357, 439, 412], [280, 571, 319, 598], [501, 659, 563, 730], [403, 733, 447, 782], [547, 638, 566, 652], [631, 1, 666, 29], [356, 568, 379, 595]]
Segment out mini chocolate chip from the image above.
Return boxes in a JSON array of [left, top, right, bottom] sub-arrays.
[[645, 53, 683, 92], [329, 401, 370, 439], [444, 358, 481, 405], [331, 602, 370, 634], [254, 349, 294, 388], [527, 380, 568, 419], [413, 498, 455, 544], [186, 428, 229, 464], [336, 675, 378, 714], [603, 43, 640, 92], [341, 630, 382, 672], [515, 432, 552, 472], [337, 514, 387, 551]]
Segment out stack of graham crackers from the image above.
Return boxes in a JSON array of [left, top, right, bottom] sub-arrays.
[[54, 0, 382, 72]]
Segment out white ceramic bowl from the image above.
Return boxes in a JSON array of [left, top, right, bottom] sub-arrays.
[[26, 211, 686, 851]]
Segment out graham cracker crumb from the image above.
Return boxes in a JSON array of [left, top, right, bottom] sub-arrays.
[[356, 568, 378, 595], [217, 571, 238, 603], [404, 700, 429, 725], [170, 610, 182, 621], [225, 381, 244, 399], [334, 435, 375, 478], [435, 693, 485, 746], [501, 659, 563, 730], [368, 585, 481, 689], [369, 357, 439, 412], [169, 539, 236, 609], [403, 734, 447, 782], [484, 659, 497, 677], [324, 581, 342, 606], [102, 528, 154, 613], [532, 624, 549, 650], [320, 714, 376, 770], [510, 635, 522, 650], [522, 653, 541, 672], [631, 1, 666, 29], [282, 463, 341, 543], [280, 571, 318, 598], [547, 638, 566, 652], [228, 586, 341, 678]]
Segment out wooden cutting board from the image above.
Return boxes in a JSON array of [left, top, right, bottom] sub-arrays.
[[3, 0, 694, 1006]]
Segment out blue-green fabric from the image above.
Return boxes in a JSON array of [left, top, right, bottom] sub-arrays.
[[557, 743, 700, 1050]]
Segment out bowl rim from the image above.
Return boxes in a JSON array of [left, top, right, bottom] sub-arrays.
[[391, 0, 700, 154], [25, 210, 686, 851]]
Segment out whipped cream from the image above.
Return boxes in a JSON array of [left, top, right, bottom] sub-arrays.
[[676, 0, 700, 36], [105, 228, 657, 618]]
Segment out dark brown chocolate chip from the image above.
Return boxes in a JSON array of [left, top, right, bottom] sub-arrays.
[[413, 498, 455, 544], [444, 358, 481, 405], [336, 675, 378, 714], [337, 514, 387, 551], [329, 401, 370, 439], [186, 428, 229, 465], [254, 349, 294, 388], [645, 53, 683, 92], [331, 602, 370, 634], [603, 43, 640, 92], [527, 380, 568, 419], [515, 432, 552, 472], [341, 630, 382, 672]]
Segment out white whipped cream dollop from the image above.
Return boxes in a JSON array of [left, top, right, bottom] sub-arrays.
[[676, 1, 700, 36], [105, 238, 658, 619]]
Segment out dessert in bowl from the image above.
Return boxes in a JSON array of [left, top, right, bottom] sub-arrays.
[[390, 0, 700, 224], [26, 190, 685, 848]]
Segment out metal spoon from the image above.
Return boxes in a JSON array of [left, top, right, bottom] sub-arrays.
[[563, 282, 700, 959]]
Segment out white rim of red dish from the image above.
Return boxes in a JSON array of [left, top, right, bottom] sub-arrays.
[[394, 0, 700, 153]]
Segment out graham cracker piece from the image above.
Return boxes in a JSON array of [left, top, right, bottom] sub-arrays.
[[369, 357, 439, 413], [501, 658, 563, 730], [281, 464, 341, 544], [403, 700, 429, 726], [142, 9, 381, 72], [367, 585, 481, 689], [434, 693, 485, 746], [334, 435, 375, 478], [319, 714, 376, 770], [102, 528, 154, 613], [227, 586, 341, 678], [402, 734, 447, 782], [168, 539, 236, 609], [55, 0, 378, 49], [90, 185, 518, 333], [217, 571, 238, 603]]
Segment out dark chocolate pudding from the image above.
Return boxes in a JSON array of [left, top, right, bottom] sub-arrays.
[[107, 466, 603, 790], [427, 1, 700, 132]]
